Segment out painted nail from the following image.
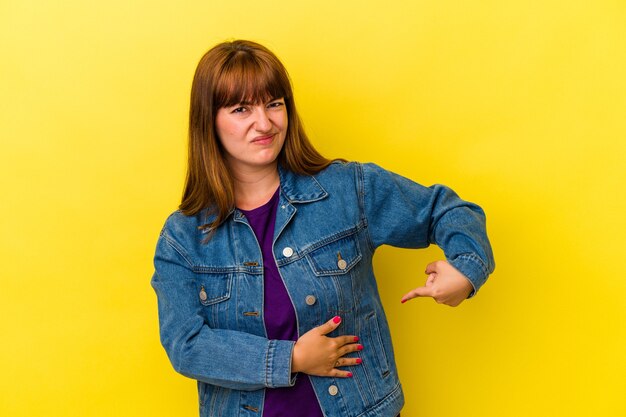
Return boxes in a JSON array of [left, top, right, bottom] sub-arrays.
[[356, 358, 362, 364], [401, 299, 407, 304], [347, 372, 353, 377], [333, 316, 341, 324], [353, 336, 359, 342], [357, 344, 363, 351]]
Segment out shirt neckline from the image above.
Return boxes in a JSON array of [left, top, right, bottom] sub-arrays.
[[238, 187, 280, 216]]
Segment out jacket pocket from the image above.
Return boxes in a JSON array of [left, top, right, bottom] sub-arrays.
[[306, 233, 362, 276], [195, 272, 233, 330], [195, 273, 232, 306], [306, 232, 362, 313]]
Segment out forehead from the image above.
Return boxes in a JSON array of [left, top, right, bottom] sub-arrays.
[[214, 53, 288, 108]]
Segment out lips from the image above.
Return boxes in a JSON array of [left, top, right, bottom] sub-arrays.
[[251, 133, 276, 144]]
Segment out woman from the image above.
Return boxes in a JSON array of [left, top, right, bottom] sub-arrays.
[[152, 40, 494, 417]]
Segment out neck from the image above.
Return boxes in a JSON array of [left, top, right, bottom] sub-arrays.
[[231, 162, 280, 210]]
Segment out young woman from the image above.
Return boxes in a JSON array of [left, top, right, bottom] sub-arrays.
[[151, 40, 494, 417]]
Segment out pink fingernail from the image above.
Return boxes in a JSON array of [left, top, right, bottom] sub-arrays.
[[347, 372, 353, 378], [353, 336, 359, 342], [333, 316, 341, 324], [356, 358, 362, 364], [357, 344, 363, 351]]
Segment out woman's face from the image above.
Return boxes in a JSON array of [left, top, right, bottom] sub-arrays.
[[215, 97, 288, 174]]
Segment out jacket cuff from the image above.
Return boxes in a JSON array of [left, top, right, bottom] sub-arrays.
[[265, 340, 297, 388], [449, 253, 490, 298]]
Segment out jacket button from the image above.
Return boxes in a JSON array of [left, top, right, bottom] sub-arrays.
[[305, 295, 316, 306], [337, 259, 347, 270], [282, 247, 294, 257], [328, 385, 339, 396]]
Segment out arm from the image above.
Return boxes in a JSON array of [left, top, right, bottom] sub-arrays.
[[360, 163, 495, 300], [151, 231, 295, 391]]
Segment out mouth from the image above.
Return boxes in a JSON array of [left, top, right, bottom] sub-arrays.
[[251, 133, 276, 144]]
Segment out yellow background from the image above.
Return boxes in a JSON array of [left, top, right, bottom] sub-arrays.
[[1, 1, 625, 416]]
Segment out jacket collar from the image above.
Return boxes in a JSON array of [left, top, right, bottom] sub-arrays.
[[278, 164, 328, 203], [202, 165, 328, 230]]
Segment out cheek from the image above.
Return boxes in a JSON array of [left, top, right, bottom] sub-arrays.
[[277, 113, 288, 132], [215, 112, 238, 139]]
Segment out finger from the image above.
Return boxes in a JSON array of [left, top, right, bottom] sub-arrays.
[[335, 335, 360, 347], [317, 315, 342, 335], [400, 286, 433, 303], [425, 260, 441, 275], [426, 273, 436, 286], [334, 357, 363, 368], [330, 368, 354, 378], [338, 343, 364, 357]]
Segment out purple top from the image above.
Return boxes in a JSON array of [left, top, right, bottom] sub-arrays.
[[240, 188, 323, 417]]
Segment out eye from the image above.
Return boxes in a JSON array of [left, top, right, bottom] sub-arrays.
[[267, 99, 285, 109], [231, 106, 248, 114]]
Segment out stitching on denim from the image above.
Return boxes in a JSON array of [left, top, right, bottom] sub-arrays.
[[265, 340, 272, 388], [357, 163, 377, 253], [298, 175, 329, 203], [215, 383, 227, 414], [160, 231, 194, 267], [456, 253, 489, 276], [287, 341, 296, 386], [208, 385, 220, 415], [277, 165, 328, 203], [300, 223, 364, 253], [198, 274, 232, 306], [192, 265, 254, 274], [273, 221, 366, 267], [354, 381, 403, 417]]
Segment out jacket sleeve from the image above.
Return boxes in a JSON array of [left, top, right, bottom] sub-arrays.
[[151, 228, 296, 391], [359, 162, 495, 295]]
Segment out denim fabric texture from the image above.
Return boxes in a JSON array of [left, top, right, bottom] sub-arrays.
[[151, 161, 495, 417]]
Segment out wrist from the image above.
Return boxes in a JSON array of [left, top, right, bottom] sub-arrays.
[[291, 342, 301, 373]]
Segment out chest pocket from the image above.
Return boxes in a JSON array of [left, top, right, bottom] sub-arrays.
[[195, 272, 233, 328], [306, 232, 362, 314], [195, 273, 232, 306], [306, 233, 362, 276]]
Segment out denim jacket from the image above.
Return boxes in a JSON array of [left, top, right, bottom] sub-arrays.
[[151, 162, 494, 417]]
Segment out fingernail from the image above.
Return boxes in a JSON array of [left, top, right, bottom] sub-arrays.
[[347, 372, 353, 377], [333, 316, 341, 324], [401, 299, 407, 303], [357, 344, 363, 351], [353, 336, 359, 342], [356, 358, 362, 364]]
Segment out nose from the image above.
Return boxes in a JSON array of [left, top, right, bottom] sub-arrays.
[[253, 107, 272, 132]]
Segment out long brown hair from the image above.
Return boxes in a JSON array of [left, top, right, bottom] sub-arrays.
[[180, 40, 335, 234]]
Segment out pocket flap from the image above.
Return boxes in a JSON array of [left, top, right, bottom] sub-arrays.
[[307, 234, 361, 276], [196, 274, 232, 305]]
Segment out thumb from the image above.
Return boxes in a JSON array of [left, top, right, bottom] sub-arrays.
[[317, 315, 342, 335], [401, 285, 433, 303], [425, 261, 440, 275]]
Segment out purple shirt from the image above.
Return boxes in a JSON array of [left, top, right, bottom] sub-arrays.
[[240, 189, 324, 417]]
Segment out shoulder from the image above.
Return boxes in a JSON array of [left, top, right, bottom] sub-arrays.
[[314, 160, 361, 182], [159, 209, 211, 245], [315, 160, 394, 185]]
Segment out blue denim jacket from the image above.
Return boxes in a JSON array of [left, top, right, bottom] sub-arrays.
[[151, 162, 494, 417]]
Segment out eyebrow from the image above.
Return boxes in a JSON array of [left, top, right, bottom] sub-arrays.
[[232, 97, 282, 106]]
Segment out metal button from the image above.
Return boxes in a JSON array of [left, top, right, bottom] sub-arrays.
[[305, 295, 316, 306], [328, 385, 339, 396], [199, 286, 208, 302], [337, 259, 347, 270], [282, 247, 294, 257]]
